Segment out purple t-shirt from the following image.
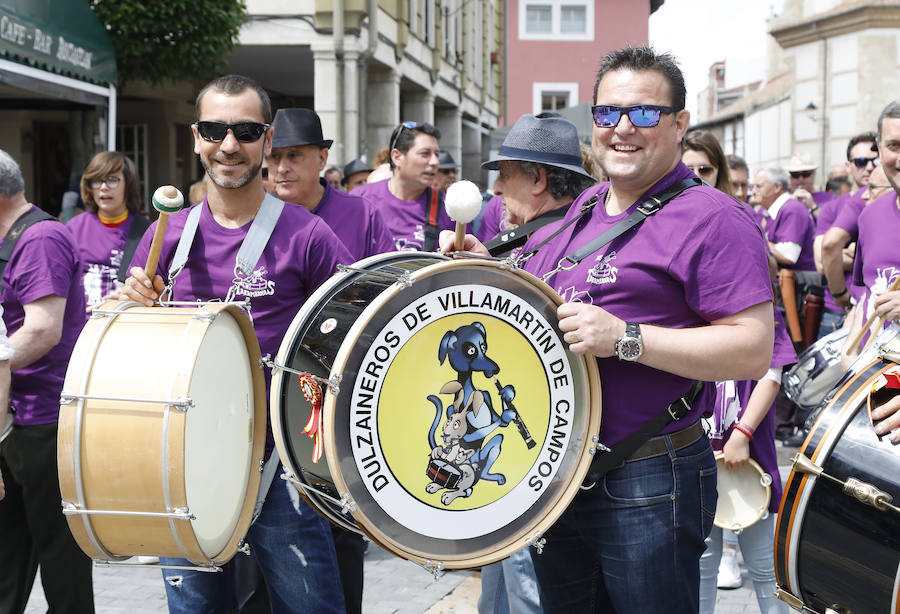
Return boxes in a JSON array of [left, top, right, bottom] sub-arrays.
[[475, 195, 508, 243], [520, 163, 773, 447], [1, 208, 86, 425], [853, 191, 900, 319], [311, 179, 395, 261], [354, 179, 459, 251], [766, 197, 816, 271], [815, 189, 864, 312], [131, 199, 354, 452], [832, 188, 870, 241], [66, 212, 135, 308], [712, 308, 796, 513], [812, 191, 835, 207]]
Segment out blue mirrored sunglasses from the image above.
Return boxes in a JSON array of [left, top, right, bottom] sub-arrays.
[[591, 104, 675, 128]]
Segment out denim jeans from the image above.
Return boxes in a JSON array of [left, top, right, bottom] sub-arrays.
[[161, 468, 346, 613], [478, 547, 543, 614], [530, 434, 717, 613], [699, 516, 788, 614], [816, 309, 845, 341]]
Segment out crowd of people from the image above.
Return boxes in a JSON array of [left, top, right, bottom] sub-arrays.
[[0, 42, 899, 614]]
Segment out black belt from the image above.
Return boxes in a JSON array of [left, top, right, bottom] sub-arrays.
[[623, 419, 706, 464]]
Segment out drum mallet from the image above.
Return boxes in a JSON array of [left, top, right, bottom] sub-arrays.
[[444, 180, 483, 252], [144, 186, 184, 279], [849, 275, 900, 352]]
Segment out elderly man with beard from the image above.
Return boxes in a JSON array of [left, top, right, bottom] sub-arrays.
[[122, 74, 354, 614]]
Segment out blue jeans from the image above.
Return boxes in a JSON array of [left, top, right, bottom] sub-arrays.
[[478, 547, 543, 614], [530, 435, 717, 613], [817, 309, 845, 340], [699, 516, 788, 614], [161, 468, 346, 613]]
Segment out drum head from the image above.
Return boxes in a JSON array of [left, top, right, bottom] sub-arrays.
[[324, 259, 601, 568], [713, 454, 771, 531]]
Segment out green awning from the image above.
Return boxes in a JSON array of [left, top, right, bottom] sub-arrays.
[[0, 0, 116, 86]]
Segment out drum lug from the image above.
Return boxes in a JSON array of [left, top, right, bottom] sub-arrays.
[[498, 256, 519, 271], [588, 434, 610, 455], [394, 271, 413, 289], [526, 531, 546, 554], [191, 311, 219, 323], [775, 588, 805, 610], [237, 540, 251, 556], [339, 493, 357, 514], [423, 559, 445, 580]]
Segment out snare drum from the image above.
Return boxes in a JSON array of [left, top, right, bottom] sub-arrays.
[[58, 301, 266, 567], [713, 454, 771, 531], [775, 348, 900, 612], [271, 254, 601, 569], [784, 327, 848, 410]]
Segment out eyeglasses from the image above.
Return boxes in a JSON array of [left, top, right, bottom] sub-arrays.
[[195, 121, 270, 143], [591, 104, 675, 128], [389, 121, 422, 152], [850, 157, 879, 169], [789, 170, 813, 179], [89, 176, 122, 189], [687, 165, 716, 177]]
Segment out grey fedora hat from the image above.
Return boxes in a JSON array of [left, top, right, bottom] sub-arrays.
[[271, 108, 334, 149], [482, 114, 592, 179], [438, 150, 459, 170], [342, 158, 372, 183]]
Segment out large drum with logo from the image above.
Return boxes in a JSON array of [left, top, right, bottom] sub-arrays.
[[271, 253, 601, 570], [775, 331, 900, 613]]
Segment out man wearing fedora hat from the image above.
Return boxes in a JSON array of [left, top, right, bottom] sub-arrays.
[[441, 46, 774, 613], [432, 150, 459, 193], [354, 122, 460, 251], [342, 158, 372, 193], [121, 75, 353, 614], [268, 108, 394, 261], [786, 151, 835, 217], [479, 114, 596, 257]]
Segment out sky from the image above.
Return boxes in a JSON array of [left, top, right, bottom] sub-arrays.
[[649, 0, 787, 118]]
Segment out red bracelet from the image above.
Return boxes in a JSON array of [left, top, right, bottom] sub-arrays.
[[733, 422, 755, 440]]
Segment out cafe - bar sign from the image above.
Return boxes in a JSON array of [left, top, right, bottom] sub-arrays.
[[1, 14, 93, 71]]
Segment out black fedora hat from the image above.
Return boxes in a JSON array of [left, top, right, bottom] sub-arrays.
[[482, 114, 592, 179], [438, 150, 459, 170], [342, 158, 372, 183], [271, 108, 333, 149]]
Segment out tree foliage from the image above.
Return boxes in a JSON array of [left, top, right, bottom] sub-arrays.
[[90, 0, 246, 86]]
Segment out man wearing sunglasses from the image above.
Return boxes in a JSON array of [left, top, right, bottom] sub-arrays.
[[354, 121, 459, 251], [785, 152, 835, 218], [121, 75, 353, 614], [442, 46, 774, 614]]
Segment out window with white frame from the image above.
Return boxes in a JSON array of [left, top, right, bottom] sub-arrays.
[[519, 0, 593, 41], [117, 124, 149, 207], [532, 82, 578, 115]]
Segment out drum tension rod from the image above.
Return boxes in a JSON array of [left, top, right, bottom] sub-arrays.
[[59, 393, 194, 411], [260, 355, 341, 395], [94, 560, 222, 573], [422, 560, 445, 581], [336, 264, 414, 288], [526, 531, 546, 554], [62, 501, 196, 520], [792, 453, 900, 514]]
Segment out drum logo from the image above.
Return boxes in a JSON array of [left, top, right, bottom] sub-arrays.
[[348, 284, 577, 540]]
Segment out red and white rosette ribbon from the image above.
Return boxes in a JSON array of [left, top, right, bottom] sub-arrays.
[[298, 373, 324, 463]]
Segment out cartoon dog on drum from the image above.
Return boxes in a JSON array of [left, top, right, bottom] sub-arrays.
[[425, 322, 518, 504]]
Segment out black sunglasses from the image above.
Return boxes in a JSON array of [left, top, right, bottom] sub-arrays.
[[789, 170, 813, 179], [688, 165, 716, 177], [850, 156, 879, 169], [195, 121, 270, 143], [591, 104, 675, 128], [389, 121, 423, 152]]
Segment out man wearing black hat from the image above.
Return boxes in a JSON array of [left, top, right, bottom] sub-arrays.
[[480, 114, 596, 257], [341, 158, 372, 193], [268, 108, 394, 261], [432, 150, 459, 193]]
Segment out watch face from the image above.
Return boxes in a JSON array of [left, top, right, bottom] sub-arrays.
[[618, 338, 642, 361]]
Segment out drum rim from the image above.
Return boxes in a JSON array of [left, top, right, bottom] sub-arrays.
[[711, 453, 770, 530], [322, 258, 602, 569], [270, 251, 448, 535], [57, 301, 266, 566]]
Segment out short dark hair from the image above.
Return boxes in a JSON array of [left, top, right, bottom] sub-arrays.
[[846, 131, 877, 160], [877, 100, 900, 141], [518, 162, 595, 201], [388, 122, 440, 169], [593, 46, 686, 111], [195, 74, 272, 123], [726, 154, 748, 173], [81, 151, 142, 214], [825, 176, 851, 194]]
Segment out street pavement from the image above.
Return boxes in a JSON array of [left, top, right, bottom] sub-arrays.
[[26, 444, 800, 613]]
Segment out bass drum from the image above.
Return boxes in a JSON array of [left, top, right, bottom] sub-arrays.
[[775, 329, 900, 613], [272, 254, 601, 569]]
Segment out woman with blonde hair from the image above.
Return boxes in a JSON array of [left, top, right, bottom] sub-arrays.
[[67, 151, 150, 310]]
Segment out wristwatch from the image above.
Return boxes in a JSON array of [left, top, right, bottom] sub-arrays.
[[615, 322, 643, 362]]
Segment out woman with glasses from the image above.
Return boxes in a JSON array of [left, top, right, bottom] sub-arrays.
[[66, 151, 150, 311], [683, 131, 735, 198]]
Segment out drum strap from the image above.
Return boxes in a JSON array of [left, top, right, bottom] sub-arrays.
[[167, 194, 285, 300], [0, 207, 57, 291], [423, 187, 440, 252], [484, 204, 571, 257], [584, 379, 705, 486], [116, 213, 152, 283], [252, 451, 281, 523]]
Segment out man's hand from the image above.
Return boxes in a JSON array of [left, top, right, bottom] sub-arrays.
[[792, 188, 815, 211], [872, 394, 900, 444], [873, 289, 900, 323], [557, 302, 626, 358], [438, 230, 490, 257], [120, 267, 165, 307]]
